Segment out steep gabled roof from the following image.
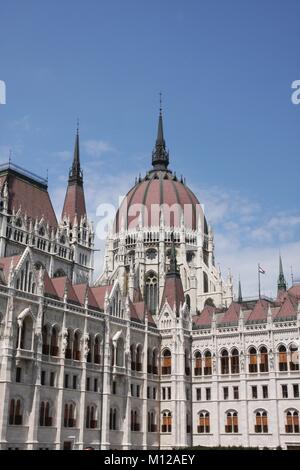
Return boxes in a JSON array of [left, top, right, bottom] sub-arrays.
[[73, 283, 100, 310], [192, 305, 216, 327], [246, 299, 270, 322], [274, 294, 298, 319], [43, 270, 59, 299], [91, 285, 113, 310], [51, 276, 80, 305], [218, 302, 241, 324], [160, 274, 185, 315], [0, 254, 21, 282]]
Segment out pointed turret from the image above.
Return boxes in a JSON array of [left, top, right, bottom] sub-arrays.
[[160, 233, 184, 316], [151, 97, 170, 171], [277, 255, 287, 293], [61, 128, 87, 224], [238, 277, 243, 303]]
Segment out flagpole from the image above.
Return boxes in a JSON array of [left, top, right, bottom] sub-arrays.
[[258, 263, 261, 299]]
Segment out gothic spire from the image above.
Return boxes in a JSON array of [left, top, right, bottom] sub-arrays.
[[69, 125, 83, 186], [277, 255, 287, 292], [238, 277, 243, 303], [61, 127, 86, 223], [151, 95, 170, 171]]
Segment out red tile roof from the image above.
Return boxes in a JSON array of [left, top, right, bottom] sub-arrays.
[[62, 182, 86, 223], [160, 273, 185, 315], [192, 305, 216, 327], [91, 285, 113, 310], [73, 283, 100, 310], [274, 294, 298, 319], [217, 302, 241, 324], [0, 173, 57, 227], [0, 254, 21, 281], [246, 299, 270, 322], [114, 172, 201, 232], [51, 276, 80, 304], [288, 285, 300, 299]]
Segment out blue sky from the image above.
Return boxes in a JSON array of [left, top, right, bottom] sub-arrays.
[[1, 0, 300, 296]]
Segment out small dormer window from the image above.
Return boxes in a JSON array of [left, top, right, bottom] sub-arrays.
[[39, 226, 45, 236], [60, 235, 66, 244], [16, 218, 22, 228]]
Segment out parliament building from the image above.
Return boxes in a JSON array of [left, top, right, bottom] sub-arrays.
[[0, 111, 299, 450]]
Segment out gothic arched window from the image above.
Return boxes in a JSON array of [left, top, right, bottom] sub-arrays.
[[145, 272, 158, 314]]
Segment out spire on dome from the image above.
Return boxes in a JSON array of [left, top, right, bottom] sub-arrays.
[[151, 94, 170, 171], [277, 255, 287, 292], [238, 277, 243, 303]]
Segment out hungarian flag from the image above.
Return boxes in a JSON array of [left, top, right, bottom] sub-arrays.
[[259, 265, 266, 274]]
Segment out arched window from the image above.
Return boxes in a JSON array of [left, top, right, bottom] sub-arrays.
[[94, 336, 101, 364], [50, 326, 59, 356], [39, 401, 52, 427], [42, 324, 50, 355], [231, 349, 239, 374], [116, 338, 124, 367], [152, 349, 158, 375], [204, 351, 212, 375], [221, 350, 229, 375], [64, 403, 76, 428], [65, 329, 73, 359], [225, 411, 238, 433], [109, 408, 118, 430], [161, 411, 172, 433], [162, 349, 171, 375], [145, 272, 158, 314], [285, 410, 299, 433], [86, 405, 97, 429], [136, 345, 143, 372], [198, 411, 210, 433], [20, 315, 33, 350], [185, 349, 190, 376], [194, 351, 202, 376], [255, 410, 268, 433], [259, 346, 268, 372], [203, 272, 209, 293], [9, 399, 23, 425], [185, 294, 191, 310], [73, 331, 81, 361], [278, 345, 288, 371], [131, 410, 140, 432], [249, 347, 258, 373], [130, 344, 136, 370], [289, 344, 299, 371], [148, 411, 157, 433]]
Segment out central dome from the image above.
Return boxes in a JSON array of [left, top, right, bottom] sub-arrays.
[[114, 109, 205, 233], [114, 170, 202, 232]]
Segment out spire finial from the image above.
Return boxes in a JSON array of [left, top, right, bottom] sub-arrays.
[[159, 92, 162, 115], [76, 118, 80, 135], [151, 95, 170, 171]]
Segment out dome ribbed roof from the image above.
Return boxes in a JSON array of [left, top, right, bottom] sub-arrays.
[[114, 170, 202, 232]]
